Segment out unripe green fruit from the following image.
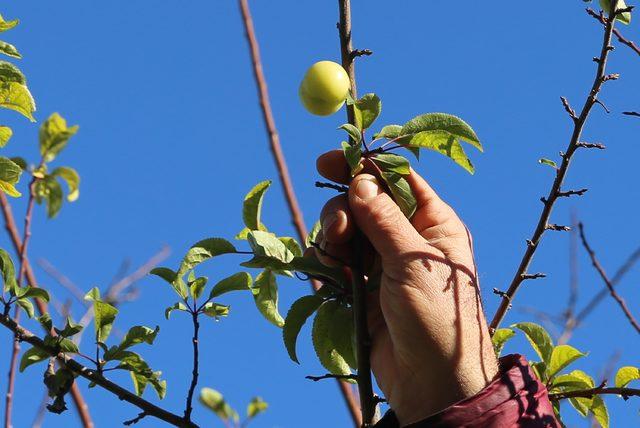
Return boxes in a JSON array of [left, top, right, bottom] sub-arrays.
[[299, 61, 350, 116]]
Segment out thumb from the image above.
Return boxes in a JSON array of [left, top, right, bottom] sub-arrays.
[[348, 174, 423, 260]]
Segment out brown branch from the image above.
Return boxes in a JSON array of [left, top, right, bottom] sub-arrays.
[[549, 386, 640, 401], [489, 5, 621, 332], [0, 192, 94, 427], [184, 310, 200, 423], [338, 1, 376, 426], [578, 223, 640, 334], [37, 258, 88, 306], [0, 313, 195, 427], [588, 8, 640, 56], [237, 0, 361, 424]]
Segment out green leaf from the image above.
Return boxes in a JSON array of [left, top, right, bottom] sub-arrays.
[[0, 82, 35, 122], [615, 366, 640, 388], [52, 167, 80, 202], [38, 313, 53, 332], [379, 171, 417, 218], [0, 156, 22, 184], [58, 338, 79, 354], [600, 0, 631, 24], [116, 352, 166, 399], [374, 124, 403, 140], [283, 294, 324, 363], [0, 126, 11, 147], [0, 61, 25, 85], [288, 255, 347, 285], [342, 141, 363, 176], [209, 272, 252, 299], [306, 221, 322, 249], [511, 322, 554, 364], [338, 123, 362, 143], [39, 113, 79, 160], [178, 238, 236, 276], [247, 396, 268, 419], [84, 287, 118, 343], [538, 158, 557, 169], [54, 317, 83, 338], [0, 41, 20, 59], [312, 300, 352, 376], [491, 328, 515, 356], [252, 270, 284, 327], [9, 157, 26, 171], [16, 298, 34, 318], [279, 237, 303, 257], [201, 302, 230, 318], [189, 276, 208, 299], [242, 180, 271, 232], [116, 325, 160, 352], [247, 231, 294, 264], [150, 267, 188, 299], [372, 153, 411, 175], [19, 346, 49, 372], [0, 180, 20, 197], [0, 248, 16, 294], [548, 345, 586, 379], [17, 286, 50, 302], [402, 113, 482, 151], [407, 131, 475, 174], [551, 370, 594, 391], [199, 388, 239, 423], [354, 93, 381, 130], [590, 395, 609, 428], [164, 301, 189, 319], [34, 177, 64, 218], [0, 15, 19, 33]]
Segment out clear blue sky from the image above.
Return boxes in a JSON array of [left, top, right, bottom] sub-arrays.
[[1, 1, 639, 427]]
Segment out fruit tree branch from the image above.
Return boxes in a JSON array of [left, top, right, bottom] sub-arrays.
[[578, 222, 640, 334], [0, 313, 196, 427], [0, 191, 94, 427], [237, 0, 361, 424], [489, 4, 622, 332], [587, 8, 640, 56], [549, 386, 640, 401]]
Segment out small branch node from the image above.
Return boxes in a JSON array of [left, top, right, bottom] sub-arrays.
[[594, 98, 611, 113], [315, 181, 349, 193], [546, 224, 571, 232], [560, 97, 578, 121], [350, 48, 373, 59], [557, 188, 588, 198], [521, 273, 547, 280], [577, 142, 606, 150]]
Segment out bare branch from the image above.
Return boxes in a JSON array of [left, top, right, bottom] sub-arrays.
[[550, 386, 640, 401], [588, 8, 640, 56], [306, 374, 357, 382]]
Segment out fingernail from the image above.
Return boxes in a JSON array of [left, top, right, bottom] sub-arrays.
[[355, 178, 381, 200], [322, 213, 338, 234]]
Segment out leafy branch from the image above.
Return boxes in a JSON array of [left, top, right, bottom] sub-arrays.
[[489, 2, 627, 332]]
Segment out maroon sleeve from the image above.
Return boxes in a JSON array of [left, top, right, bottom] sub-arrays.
[[375, 354, 561, 428]]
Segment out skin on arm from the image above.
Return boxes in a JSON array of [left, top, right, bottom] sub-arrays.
[[315, 151, 499, 426]]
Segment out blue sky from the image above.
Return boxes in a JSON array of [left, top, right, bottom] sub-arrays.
[[1, 1, 639, 427]]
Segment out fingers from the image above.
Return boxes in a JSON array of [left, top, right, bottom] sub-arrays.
[[317, 150, 350, 184], [320, 194, 355, 244], [348, 174, 424, 260]]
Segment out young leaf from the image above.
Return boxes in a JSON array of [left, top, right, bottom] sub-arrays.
[[0, 248, 16, 294], [150, 267, 188, 299], [117, 326, 160, 351], [39, 113, 79, 160], [354, 93, 381, 130], [338, 123, 362, 143], [407, 131, 475, 174], [538, 158, 557, 169], [17, 285, 50, 302], [178, 238, 236, 276], [38, 313, 53, 332], [0, 126, 11, 147], [0, 156, 22, 184], [16, 297, 34, 318], [54, 317, 83, 338], [0, 15, 19, 33], [0, 82, 35, 122], [34, 177, 64, 218], [551, 370, 594, 392], [283, 294, 324, 363], [306, 221, 322, 249], [189, 276, 208, 299], [511, 322, 554, 364], [58, 338, 79, 354], [374, 124, 403, 140], [209, 272, 252, 299], [0, 41, 20, 59], [52, 167, 80, 202], [379, 171, 417, 218], [252, 270, 284, 327], [614, 366, 640, 388], [19, 346, 49, 372], [247, 231, 294, 264], [84, 287, 119, 343], [247, 396, 268, 419], [342, 141, 363, 176], [600, 0, 632, 24], [164, 301, 189, 319], [331, 303, 357, 369], [242, 180, 271, 231], [0, 61, 25, 85], [371, 153, 411, 175], [201, 302, 230, 318], [491, 328, 515, 356], [116, 352, 166, 399], [199, 388, 239, 423], [312, 300, 352, 376], [279, 237, 303, 257], [0, 180, 20, 197], [402, 113, 482, 151], [590, 395, 609, 428], [548, 345, 586, 379]]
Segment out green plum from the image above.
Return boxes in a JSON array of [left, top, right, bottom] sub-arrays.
[[299, 61, 350, 116]]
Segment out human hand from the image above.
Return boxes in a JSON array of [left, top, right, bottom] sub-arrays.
[[315, 151, 498, 425]]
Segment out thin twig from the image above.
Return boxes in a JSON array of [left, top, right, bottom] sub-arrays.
[[578, 223, 640, 334], [549, 386, 640, 401], [489, 5, 622, 332], [338, 0, 376, 426], [0, 192, 94, 427], [306, 374, 357, 382], [184, 310, 200, 423], [0, 313, 196, 427], [237, 0, 361, 424], [38, 258, 89, 306], [587, 8, 640, 56]]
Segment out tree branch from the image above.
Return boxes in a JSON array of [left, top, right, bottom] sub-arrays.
[[0, 191, 94, 427], [0, 313, 195, 427], [549, 386, 640, 401], [184, 310, 200, 423], [489, 5, 621, 332], [578, 223, 640, 334], [237, 0, 361, 424], [587, 8, 640, 56]]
